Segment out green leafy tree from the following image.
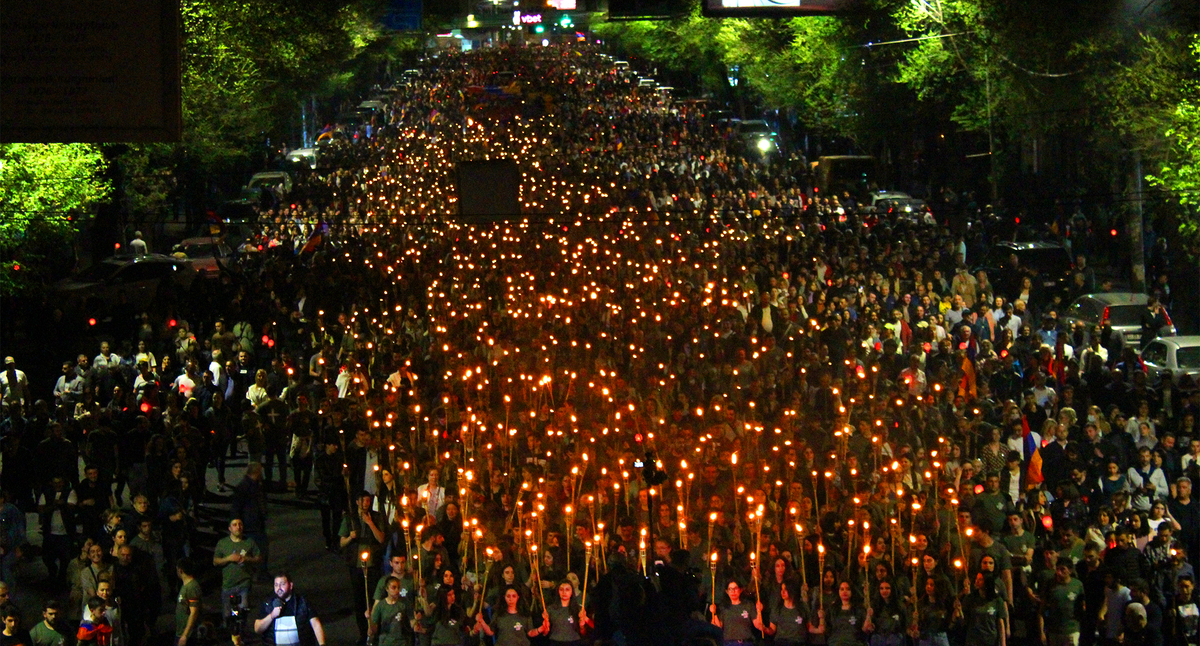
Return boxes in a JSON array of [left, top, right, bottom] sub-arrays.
[[0, 144, 110, 294], [1147, 36, 1200, 258], [716, 17, 863, 135], [593, 6, 730, 98], [180, 0, 388, 169]]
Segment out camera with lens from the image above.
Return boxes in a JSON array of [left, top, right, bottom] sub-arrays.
[[223, 594, 247, 638], [639, 451, 668, 486]]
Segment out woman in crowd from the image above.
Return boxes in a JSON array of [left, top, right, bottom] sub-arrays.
[[476, 585, 544, 646], [959, 573, 1007, 646], [710, 579, 759, 645], [541, 579, 589, 646], [864, 579, 908, 646], [418, 585, 471, 646], [826, 580, 867, 646], [370, 576, 412, 646], [913, 576, 953, 646], [761, 580, 818, 646]]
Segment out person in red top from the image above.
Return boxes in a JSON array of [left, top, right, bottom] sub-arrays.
[[76, 598, 112, 646]]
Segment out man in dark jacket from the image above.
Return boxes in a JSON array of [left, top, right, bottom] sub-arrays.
[[1105, 527, 1148, 586], [314, 439, 347, 551], [232, 463, 269, 577], [1140, 296, 1170, 350]]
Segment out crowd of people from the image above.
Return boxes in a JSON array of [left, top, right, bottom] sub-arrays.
[[1, 42, 1197, 646]]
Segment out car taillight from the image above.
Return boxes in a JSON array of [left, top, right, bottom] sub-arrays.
[[1101, 307, 1109, 324]]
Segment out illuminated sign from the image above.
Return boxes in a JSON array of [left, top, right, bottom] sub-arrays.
[[702, 0, 858, 17], [520, 12, 542, 23]]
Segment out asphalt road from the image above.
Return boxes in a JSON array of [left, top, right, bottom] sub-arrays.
[[9, 456, 363, 646]]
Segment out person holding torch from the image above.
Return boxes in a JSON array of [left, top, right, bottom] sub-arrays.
[[340, 491, 385, 645], [541, 579, 591, 646], [710, 579, 760, 646]]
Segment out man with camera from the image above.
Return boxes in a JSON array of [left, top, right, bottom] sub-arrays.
[[253, 573, 326, 646]]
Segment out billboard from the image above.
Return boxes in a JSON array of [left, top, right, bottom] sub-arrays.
[[383, 0, 423, 30], [702, 0, 857, 17], [607, 0, 686, 20]]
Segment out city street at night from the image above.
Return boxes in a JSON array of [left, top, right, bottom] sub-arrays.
[[3, 7, 1200, 646]]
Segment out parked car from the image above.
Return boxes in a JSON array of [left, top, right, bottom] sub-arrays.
[[866, 191, 912, 211], [884, 198, 932, 215], [736, 120, 781, 160], [1139, 336, 1200, 386], [1061, 292, 1176, 348], [358, 99, 386, 114], [869, 193, 932, 223], [246, 171, 292, 194], [974, 241, 1074, 299], [285, 148, 318, 170], [172, 237, 235, 278], [197, 219, 259, 250], [53, 254, 195, 311]]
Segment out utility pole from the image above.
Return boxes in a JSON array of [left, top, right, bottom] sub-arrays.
[[984, 52, 997, 204], [1129, 150, 1147, 292]]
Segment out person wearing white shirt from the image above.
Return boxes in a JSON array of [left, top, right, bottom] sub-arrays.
[[173, 370, 197, 400], [1079, 338, 1108, 368], [84, 580, 125, 646], [208, 349, 227, 387], [129, 231, 148, 256], [1128, 447, 1170, 511], [1, 356, 31, 409], [1006, 424, 1041, 462], [1125, 401, 1156, 444], [93, 342, 122, 371], [1005, 311, 1023, 337], [899, 355, 926, 398], [415, 469, 445, 520], [247, 369, 270, 410], [1182, 439, 1200, 473]]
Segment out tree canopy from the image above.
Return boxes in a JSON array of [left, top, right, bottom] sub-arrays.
[[595, 0, 1200, 246], [0, 144, 111, 293], [1148, 36, 1200, 258]]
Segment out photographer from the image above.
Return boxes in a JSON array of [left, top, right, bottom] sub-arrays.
[[253, 573, 326, 646]]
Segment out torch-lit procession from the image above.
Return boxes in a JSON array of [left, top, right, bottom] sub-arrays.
[[2, 32, 1197, 646]]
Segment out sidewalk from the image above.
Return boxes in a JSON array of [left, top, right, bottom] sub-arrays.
[[7, 456, 361, 645]]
